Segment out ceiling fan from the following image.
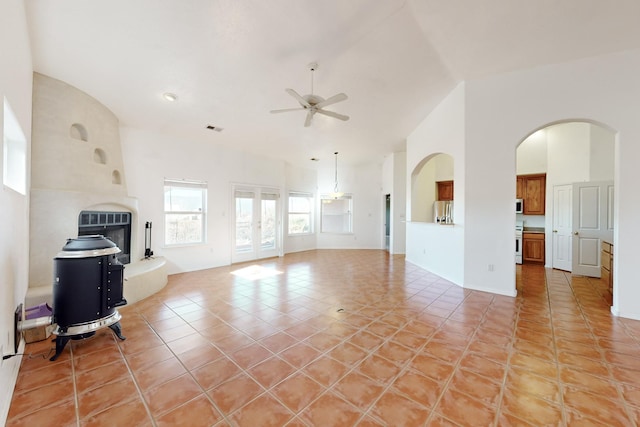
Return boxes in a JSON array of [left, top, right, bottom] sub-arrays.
[[270, 62, 349, 127]]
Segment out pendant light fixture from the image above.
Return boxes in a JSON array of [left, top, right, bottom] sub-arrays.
[[330, 151, 344, 199]]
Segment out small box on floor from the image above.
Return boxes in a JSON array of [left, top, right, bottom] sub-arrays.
[[23, 302, 54, 343], [23, 324, 55, 343]]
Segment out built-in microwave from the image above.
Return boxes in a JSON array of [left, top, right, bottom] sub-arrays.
[[516, 199, 523, 213]]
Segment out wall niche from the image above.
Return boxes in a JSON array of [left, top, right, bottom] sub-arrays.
[[70, 123, 88, 142], [94, 148, 107, 164], [112, 170, 122, 185]]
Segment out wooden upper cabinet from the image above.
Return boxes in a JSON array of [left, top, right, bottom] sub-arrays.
[[437, 180, 454, 201], [516, 177, 525, 200], [522, 174, 546, 215]]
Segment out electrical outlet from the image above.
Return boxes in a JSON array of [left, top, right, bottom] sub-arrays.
[[488, 264, 495, 272]]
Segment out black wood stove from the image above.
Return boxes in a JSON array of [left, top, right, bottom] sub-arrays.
[[50, 235, 127, 361]]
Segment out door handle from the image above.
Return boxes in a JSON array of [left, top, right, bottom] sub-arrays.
[[573, 231, 579, 235], [553, 230, 558, 233]]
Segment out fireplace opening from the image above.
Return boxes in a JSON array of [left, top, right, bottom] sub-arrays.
[[78, 211, 131, 264]]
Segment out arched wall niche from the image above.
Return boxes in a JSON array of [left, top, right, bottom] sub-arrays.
[[94, 148, 107, 164], [112, 170, 122, 185], [70, 123, 88, 142], [410, 152, 454, 223]]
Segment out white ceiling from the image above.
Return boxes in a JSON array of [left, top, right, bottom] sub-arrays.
[[24, 0, 640, 167]]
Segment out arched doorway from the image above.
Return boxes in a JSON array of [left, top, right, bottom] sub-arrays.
[[516, 120, 615, 290]]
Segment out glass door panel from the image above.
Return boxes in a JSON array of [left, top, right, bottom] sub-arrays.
[[232, 186, 280, 263], [235, 194, 254, 253]]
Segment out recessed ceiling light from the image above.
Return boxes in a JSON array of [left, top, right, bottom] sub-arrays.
[[163, 92, 178, 102]]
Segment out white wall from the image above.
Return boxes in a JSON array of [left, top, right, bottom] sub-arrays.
[[590, 123, 615, 181], [0, 1, 32, 424], [316, 160, 383, 249], [461, 49, 640, 314], [434, 154, 454, 181], [392, 151, 407, 254], [121, 126, 287, 274], [122, 127, 384, 271], [382, 151, 407, 255], [410, 158, 436, 222], [547, 122, 591, 184], [406, 83, 465, 286], [516, 129, 547, 174]]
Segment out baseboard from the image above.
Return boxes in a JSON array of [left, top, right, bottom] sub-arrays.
[[0, 339, 25, 426], [611, 305, 640, 321], [463, 282, 518, 298]]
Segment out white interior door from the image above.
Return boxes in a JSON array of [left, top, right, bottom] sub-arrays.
[[571, 181, 614, 276], [552, 184, 573, 271], [232, 186, 280, 263]]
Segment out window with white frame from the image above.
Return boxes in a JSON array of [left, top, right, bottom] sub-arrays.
[[164, 179, 207, 245], [3, 97, 27, 195], [288, 192, 313, 235], [320, 194, 353, 234]]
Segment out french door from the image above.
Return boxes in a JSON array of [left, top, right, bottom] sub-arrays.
[[232, 185, 281, 263]]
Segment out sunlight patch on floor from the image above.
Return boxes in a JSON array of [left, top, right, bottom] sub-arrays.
[[231, 264, 283, 280]]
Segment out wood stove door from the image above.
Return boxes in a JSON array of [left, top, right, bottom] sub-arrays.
[[104, 255, 127, 312], [53, 257, 102, 327]]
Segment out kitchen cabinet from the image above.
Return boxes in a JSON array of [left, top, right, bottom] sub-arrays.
[[523, 232, 545, 263], [437, 180, 454, 201], [601, 241, 613, 292], [517, 173, 546, 215], [516, 177, 524, 199]]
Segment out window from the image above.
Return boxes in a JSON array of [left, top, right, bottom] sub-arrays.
[[164, 179, 207, 245], [288, 192, 313, 235], [320, 194, 353, 234], [3, 97, 27, 195]]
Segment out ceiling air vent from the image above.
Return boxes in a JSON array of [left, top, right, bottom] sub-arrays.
[[206, 125, 223, 132]]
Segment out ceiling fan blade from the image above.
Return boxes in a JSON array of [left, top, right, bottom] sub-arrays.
[[304, 110, 313, 127], [270, 107, 305, 114], [316, 109, 349, 121], [286, 88, 311, 108], [314, 93, 348, 109]]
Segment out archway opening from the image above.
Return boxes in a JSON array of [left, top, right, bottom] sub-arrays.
[[516, 120, 615, 293], [411, 153, 454, 223]]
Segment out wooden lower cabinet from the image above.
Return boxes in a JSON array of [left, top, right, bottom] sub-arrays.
[[523, 232, 545, 263], [601, 241, 613, 292]]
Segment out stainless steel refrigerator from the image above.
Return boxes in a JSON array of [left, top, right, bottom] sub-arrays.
[[434, 200, 453, 224]]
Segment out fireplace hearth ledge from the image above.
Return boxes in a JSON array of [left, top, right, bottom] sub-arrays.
[[25, 256, 167, 308], [123, 256, 168, 304]]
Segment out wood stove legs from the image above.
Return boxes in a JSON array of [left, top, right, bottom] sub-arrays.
[[50, 336, 71, 361], [49, 321, 126, 361], [109, 321, 126, 341]]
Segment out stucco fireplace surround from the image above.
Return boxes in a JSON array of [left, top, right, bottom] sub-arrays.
[[27, 73, 166, 307]]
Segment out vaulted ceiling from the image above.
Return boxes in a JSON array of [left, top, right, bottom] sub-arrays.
[[24, 0, 640, 167]]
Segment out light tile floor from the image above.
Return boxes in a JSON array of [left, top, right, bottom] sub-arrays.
[[7, 250, 640, 426]]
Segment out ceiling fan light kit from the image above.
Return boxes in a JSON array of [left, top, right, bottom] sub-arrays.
[[271, 62, 349, 127]]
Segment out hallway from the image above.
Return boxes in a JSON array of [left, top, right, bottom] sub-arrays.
[[7, 250, 640, 426]]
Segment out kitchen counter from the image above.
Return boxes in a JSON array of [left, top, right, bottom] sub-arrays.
[[523, 227, 545, 233]]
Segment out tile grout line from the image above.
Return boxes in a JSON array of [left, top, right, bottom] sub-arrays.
[[70, 343, 80, 427], [112, 332, 158, 427], [544, 268, 568, 427], [575, 273, 639, 427]]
